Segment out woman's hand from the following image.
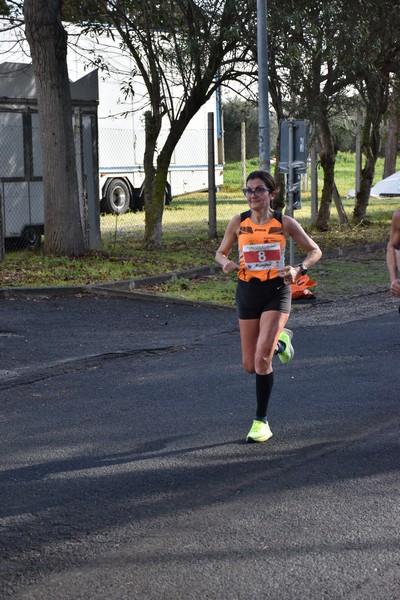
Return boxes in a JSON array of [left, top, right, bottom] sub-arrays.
[[222, 260, 239, 275], [280, 265, 300, 284], [390, 278, 400, 298]]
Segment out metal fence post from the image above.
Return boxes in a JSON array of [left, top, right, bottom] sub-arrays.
[[208, 112, 217, 239], [241, 121, 247, 189]]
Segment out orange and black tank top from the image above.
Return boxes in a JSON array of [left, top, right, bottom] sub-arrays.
[[237, 210, 286, 282]]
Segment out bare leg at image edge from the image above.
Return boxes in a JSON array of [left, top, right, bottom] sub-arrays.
[[396, 249, 400, 312]]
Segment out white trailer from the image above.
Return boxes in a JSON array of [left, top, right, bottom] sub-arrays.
[[97, 123, 224, 214], [66, 28, 224, 214]]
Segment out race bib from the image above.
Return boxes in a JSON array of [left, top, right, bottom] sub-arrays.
[[243, 243, 284, 271]]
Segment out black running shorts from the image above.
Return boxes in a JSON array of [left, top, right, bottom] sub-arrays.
[[236, 277, 292, 319]]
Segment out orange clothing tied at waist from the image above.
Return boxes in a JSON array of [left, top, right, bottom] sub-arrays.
[[237, 210, 286, 282]]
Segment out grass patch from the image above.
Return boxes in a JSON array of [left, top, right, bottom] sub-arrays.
[[142, 250, 388, 307], [0, 238, 222, 288], [146, 273, 238, 306], [0, 152, 397, 295]]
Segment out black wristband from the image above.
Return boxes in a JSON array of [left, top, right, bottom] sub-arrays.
[[298, 263, 308, 275]]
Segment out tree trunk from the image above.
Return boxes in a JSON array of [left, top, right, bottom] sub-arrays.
[[353, 103, 383, 223], [144, 121, 186, 248], [315, 112, 336, 231], [353, 140, 377, 224], [333, 183, 348, 224], [353, 72, 389, 224], [24, 0, 85, 256], [144, 164, 169, 248], [383, 109, 400, 179], [143, 88, 210, 247], [143, 110, 162, 247]]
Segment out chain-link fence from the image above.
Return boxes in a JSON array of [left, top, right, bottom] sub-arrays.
[[0, 112, 43, 252], [98, 158, 363, 249], [1, 109, 99, 254], [1, 112, 368, 254], [99, 118, 227, 246]]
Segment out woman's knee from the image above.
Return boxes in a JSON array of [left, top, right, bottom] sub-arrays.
[[254, 352, 273, 374], [242, 357, 255, 374]]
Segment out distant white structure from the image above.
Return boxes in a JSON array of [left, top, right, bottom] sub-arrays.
[[370, 172, 400, 198]]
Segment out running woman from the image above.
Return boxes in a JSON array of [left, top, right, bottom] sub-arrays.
[[215, 170, 322, 443]]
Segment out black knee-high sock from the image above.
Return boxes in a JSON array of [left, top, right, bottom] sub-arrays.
[[255, 372, 274, 421]]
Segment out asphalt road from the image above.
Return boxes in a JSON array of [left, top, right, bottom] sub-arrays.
[[0, 292, 399, 599]]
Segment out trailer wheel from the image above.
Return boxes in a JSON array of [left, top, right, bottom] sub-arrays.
[[22, 227, 41, 250], [132, 182, 172, 212], [103, 178, 131, 214]]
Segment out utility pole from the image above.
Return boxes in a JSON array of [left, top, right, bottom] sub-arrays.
[[257, 0, 270, 172]]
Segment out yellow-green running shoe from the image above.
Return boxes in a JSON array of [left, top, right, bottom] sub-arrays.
[[246, 419, 273, 443], [278, 328, 294, 364]]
